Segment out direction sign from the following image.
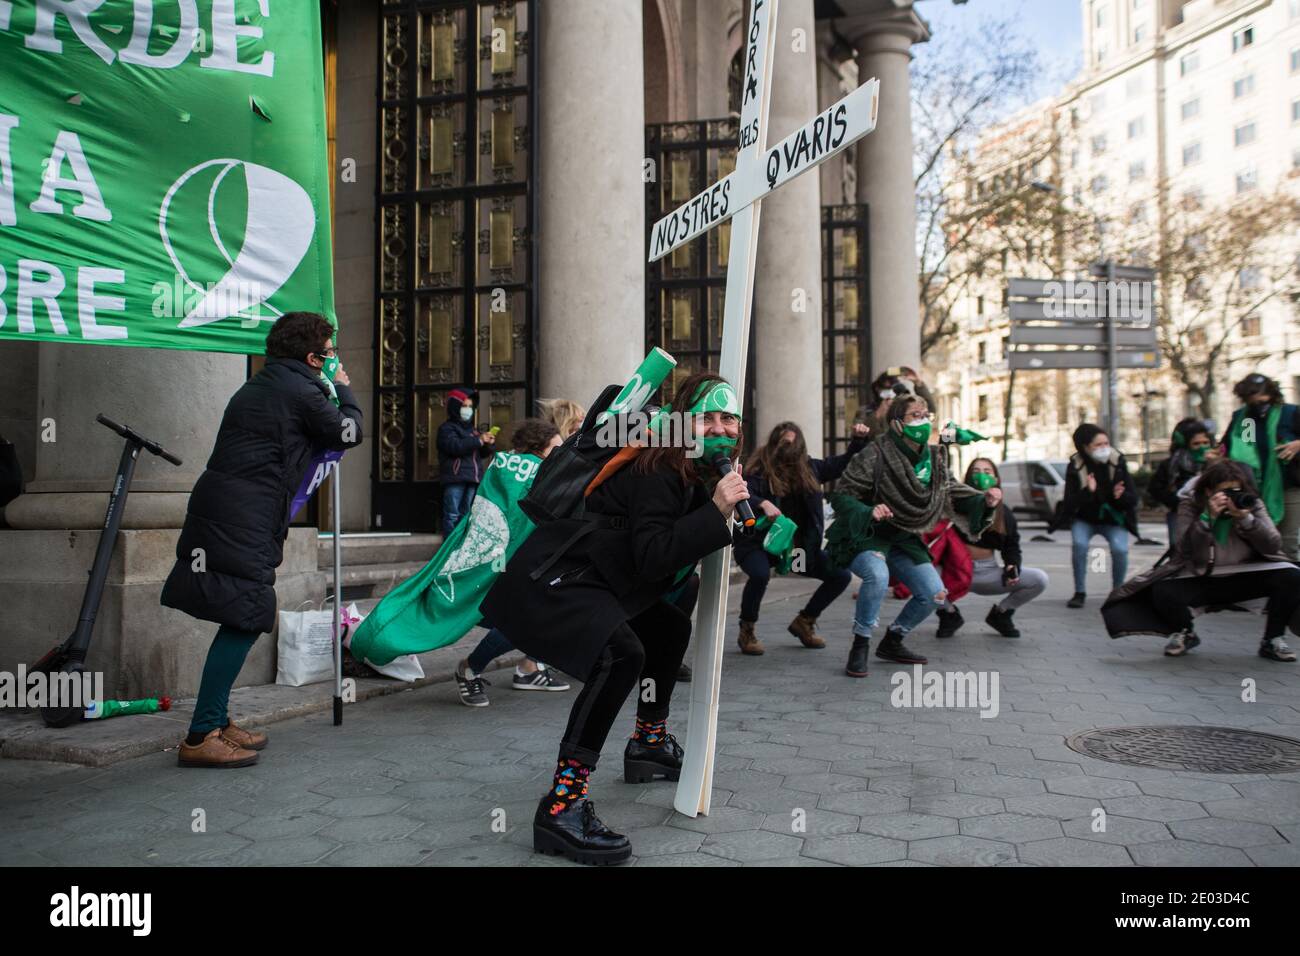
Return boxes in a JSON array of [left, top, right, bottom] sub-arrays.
[[1009, 349, 1160, 370], [1090, 263, 1156, 282], [1010, 325, 1158, 347], [1007, 278, 1153, 323]]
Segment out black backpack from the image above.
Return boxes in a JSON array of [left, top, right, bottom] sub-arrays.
[[519, 383, 630, 525]]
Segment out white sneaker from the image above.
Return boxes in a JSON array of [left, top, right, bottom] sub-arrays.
[[512, 668, 570, 691], [1163, 630, 1200, 657], [1260, 637, 1297, 662]]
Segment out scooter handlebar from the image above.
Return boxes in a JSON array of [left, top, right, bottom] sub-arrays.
[[96, 414, 183, 467]]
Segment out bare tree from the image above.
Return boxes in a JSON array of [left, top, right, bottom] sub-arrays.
[[912, 15, 1056, 356], [1143, 185, 1300, 422]]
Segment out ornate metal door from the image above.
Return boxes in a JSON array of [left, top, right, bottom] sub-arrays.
[[645, 118, 756, 450], [822, 204, 870, 457], [375, 0, 538, 531]]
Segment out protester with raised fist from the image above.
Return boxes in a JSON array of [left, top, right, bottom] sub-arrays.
[[733, 420, 869, 655], [1050, 424, 1138, 609], [436, 388, 497, 537], [826, 394, 997, 677], [480, 371, 746, 865], [1104, 460, 1300, 662], [162, 312, 363, 768]]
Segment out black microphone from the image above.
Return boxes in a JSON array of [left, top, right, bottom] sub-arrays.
[[712, 453, 756, 528]]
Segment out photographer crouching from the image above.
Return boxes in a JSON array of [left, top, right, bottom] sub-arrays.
[[1103, 460, 1300, 662]]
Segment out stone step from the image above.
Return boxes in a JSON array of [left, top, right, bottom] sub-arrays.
[[316, 532, 442, 569], [326, 561, 427, 602]]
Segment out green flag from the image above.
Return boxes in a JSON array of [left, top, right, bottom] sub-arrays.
[[349, 451, 542, 667], [0, 2, 334, 353]]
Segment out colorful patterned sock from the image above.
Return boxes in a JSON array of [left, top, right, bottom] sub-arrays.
[[548, 758, 591, 815], [632, 716, 668, 747]]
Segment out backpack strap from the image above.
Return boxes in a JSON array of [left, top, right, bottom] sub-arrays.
[[584, 444, 642, 497]]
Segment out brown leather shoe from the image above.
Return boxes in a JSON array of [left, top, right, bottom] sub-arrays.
[[737, 619, 765, 656], [177, 729, 259, 768], [221, 721, 268, 751], [787, 612, 826, 649]]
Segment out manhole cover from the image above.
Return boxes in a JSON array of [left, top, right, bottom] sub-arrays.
[[1065, 726, 1300, 773]]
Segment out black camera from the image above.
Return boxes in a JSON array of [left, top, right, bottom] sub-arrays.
[[891, 380, 915, 397], [1226, 488, 1257, 510]]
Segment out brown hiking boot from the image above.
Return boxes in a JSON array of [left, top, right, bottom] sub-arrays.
[[787, 612, 826, 649], [221, 721, 268, 751], [177, 729, 259, 768], [737, 619, 765, 656]]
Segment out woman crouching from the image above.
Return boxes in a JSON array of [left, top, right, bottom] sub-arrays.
[[479, 371, 748, 865]]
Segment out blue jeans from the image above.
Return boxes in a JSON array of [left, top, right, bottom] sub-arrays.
[[441, 482, 477, 536], [849, 547, 946, 637], [1070, 519, 1129, 593]]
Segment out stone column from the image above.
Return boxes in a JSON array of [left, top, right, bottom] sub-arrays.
[[753, 0, 824, 450], [844, 9, 928, 373], [681, 0, 732, 119], [537, 0, 645, 407]]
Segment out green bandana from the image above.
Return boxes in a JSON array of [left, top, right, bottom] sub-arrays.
[[1229, 404, 1284, 522], [945, 422, 988, 445], [970, 472, 997, 491], [914, 446, 932, 486], [902, 421, 931, 446], [1098, 502, 1126, 527], [688, 381, 741, 416], [1191, 446, 1208, 464], [1200, 510, 1232, 546]]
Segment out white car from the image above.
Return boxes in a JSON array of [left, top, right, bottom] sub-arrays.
[[998, 459, 1069, 521]]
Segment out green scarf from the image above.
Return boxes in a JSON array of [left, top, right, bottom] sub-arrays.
[[1229, 404, 1284, 522], [1199, 510, 1232, 546]]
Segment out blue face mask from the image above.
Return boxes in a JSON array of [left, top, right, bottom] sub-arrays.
[[459, 406, 474, 423]]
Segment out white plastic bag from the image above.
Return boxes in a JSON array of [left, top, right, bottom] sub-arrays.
[[340, 602, 425, 682], [276, 602, 336, 687]]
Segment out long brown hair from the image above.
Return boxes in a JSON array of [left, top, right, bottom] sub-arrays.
[[964, 457, 1006, 535], [744, 421, 820, 496], [634, 370, 741, 484]]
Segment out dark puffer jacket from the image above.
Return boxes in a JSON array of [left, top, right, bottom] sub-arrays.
[[160, 359, 363, 633], [436, 391, 493, 485]]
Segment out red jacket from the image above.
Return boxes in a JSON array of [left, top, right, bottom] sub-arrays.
[[891, 521, 973, 602]]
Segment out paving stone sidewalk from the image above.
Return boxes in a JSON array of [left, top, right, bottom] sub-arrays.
[[2, 537, 1299, 867]]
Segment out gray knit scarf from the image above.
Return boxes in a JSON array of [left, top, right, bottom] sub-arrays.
[[835, 435, 984, 536]]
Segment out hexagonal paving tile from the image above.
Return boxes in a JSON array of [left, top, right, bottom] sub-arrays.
[[668, 806, 766, 834], [817, 790, 909, 816], [1045, 776, 1143, 799], [1168, 818, 1286, 848], [1061, 815, 1173, 846], [1016, 837, 1134, 867], [1101, 795, 1208, 822], [908, 835, 1016, 866], [857, 812, 958, 841], [1129, 841, 1253, 867], [801, 833, 907, 865], [760, 808, 860, 838], [908, 793, 1005, 818], [700, 829, 804, 863], [1003, 793, 1102, 820], [960, 813, 1064, 843]]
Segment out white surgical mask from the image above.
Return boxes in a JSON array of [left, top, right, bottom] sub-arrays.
[[459, 406, 473, 422], [878, 390, 892, 401], [1090, 447, 1111, 464]]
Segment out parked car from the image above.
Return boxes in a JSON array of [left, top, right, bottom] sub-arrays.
[[998, 459, 1068, 521]]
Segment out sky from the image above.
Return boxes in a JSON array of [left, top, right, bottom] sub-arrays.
[[916, 0, 1085, 105]]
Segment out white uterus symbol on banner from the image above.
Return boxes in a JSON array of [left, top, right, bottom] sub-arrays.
[[649, 0, 880, 819]]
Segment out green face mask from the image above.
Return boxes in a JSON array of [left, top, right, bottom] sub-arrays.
[[901, 421, 931, 445], [320, 354, 339, 382], [700, 434, 739, 459], [970, 471, 997, 491], [1191, 446, 1208, 463]]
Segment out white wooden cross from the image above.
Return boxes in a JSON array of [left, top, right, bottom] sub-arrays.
[[649, 0, 880, 818]]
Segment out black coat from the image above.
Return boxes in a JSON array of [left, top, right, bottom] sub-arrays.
[[436, 410, 493, 485], [735, 438, 866, 568], [1049, 450, 1139, 535], [961, 506, 1023, 569], [160, 359, 364, 633], [478, 460, 733, 679]]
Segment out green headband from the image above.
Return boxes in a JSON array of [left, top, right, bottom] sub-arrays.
[[686, 381, 741, 417]]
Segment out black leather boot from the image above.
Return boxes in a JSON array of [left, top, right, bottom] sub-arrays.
[[845, 634, 870, 677], [986, 605, 1021, 637], [533, 796, 631, 865], [935, 606, 964, 638], [624, 732, 684, 784], [875, 626, 928, 664]]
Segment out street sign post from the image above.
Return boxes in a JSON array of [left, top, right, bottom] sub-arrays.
[[1008, 349, 1160, 371]]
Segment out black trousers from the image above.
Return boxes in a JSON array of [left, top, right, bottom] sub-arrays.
[[1150, 567, 1300, 639], [557, 600, 691, 768], [736, 546, 850, 622]]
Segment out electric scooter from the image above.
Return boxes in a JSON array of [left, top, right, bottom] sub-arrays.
[[30, 414, 183, 727]]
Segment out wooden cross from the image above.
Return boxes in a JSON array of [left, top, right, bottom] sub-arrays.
[[648, 0, 880, 817]]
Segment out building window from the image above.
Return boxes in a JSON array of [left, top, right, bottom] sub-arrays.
[[1234, 122, 1257, 147], [1096, 3, 1107, 29], [1293, 0, 1300, 21], [1128, 117, 1145, 139], [1070, 148, 1080, 169], [977, 295, 985, 317], [978, 394, 989, 421], [977, 341, 987, 365], [1291, 48, 1300, 74], [1241, 315, 1261, 338], [1129, 159, 1146, 180], [1181, 51, 1199, 76], [1131, 202, 1147, 223], [1237, 167, 1258, 192], [1182, 141, 1202, 166], [1091, 133, 1108, 155], [1181, 98, 1200, 121], [1025, 239, 1037, 261], [1293, 99, 1300, 124], [1182, 188, 1204, 210], [1133, 24, 1147, 44], [1091, 174, 1110, 194], [1240, 267, 1263, 291], [1097, 44, 1108, 65], [1232, 26, 1254, 53], [1294, 147, 1300, 170], [1233, 74, 1255, 99]]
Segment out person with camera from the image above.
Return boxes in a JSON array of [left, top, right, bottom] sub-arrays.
[[1220, 374, 1300, 562], [162, 313, 364, 767], [436, 388, 497, 537], [732, 419, 869, 655], [1104, 460, 1300, 662], [1147, 418, 1216, 545], [936, 458, 1050, 638], [1050, 423, 1138, 609], [826, 394, 997, 676], [479, 371, 747, 865]]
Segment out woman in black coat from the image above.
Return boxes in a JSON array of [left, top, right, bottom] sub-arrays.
[[733, 420, 868, 655], [479, 370, 748, 865], [161, 313, 363, 768], [1147, 418, 1214, 544], [1048, 423, 1138, 609]]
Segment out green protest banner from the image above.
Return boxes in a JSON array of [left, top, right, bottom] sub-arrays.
[[0, 1, 334, 353]]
